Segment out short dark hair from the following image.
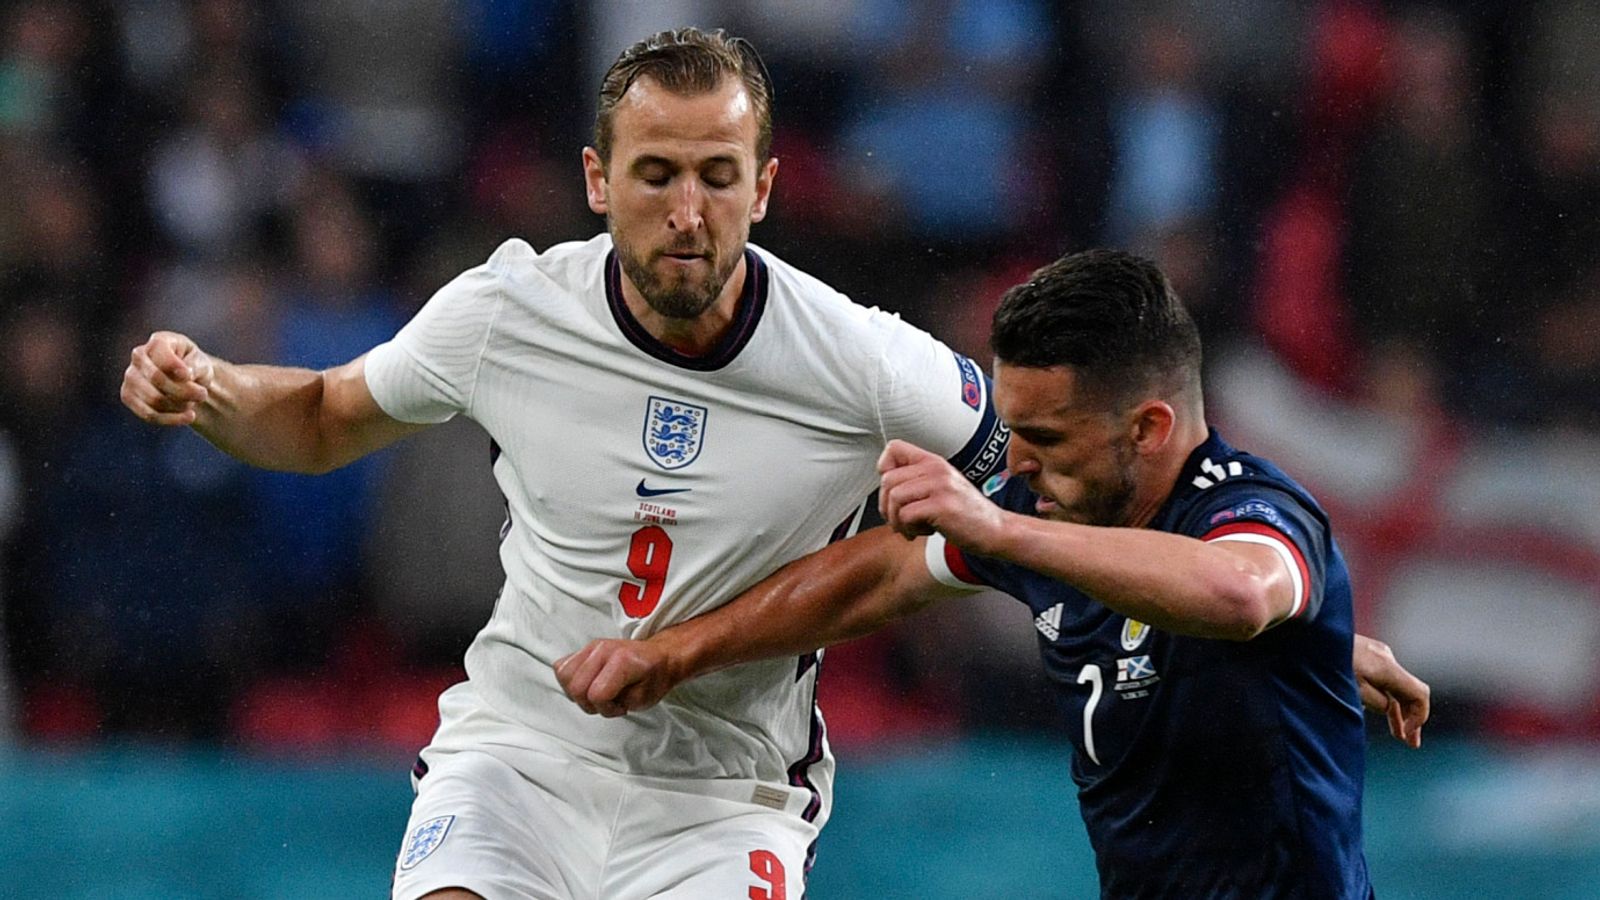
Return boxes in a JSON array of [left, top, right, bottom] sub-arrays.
[[990, 249, 1203, 409], [594, 27, 774, 165]]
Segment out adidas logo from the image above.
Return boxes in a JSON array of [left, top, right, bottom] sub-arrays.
[[1192, 457, 1244, 490], [1035, 603, 1063, 640]]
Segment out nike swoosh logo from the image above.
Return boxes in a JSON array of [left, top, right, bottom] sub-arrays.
[[636, 479, 691, 498]]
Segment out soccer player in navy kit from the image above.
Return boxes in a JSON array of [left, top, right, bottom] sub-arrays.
[[559, 249, 1428, 898]]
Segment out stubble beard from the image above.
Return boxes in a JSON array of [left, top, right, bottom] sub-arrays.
[[611, 217, 744, 320], [1053, 438, 1139, 528]]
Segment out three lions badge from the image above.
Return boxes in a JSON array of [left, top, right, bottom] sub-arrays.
[[643, 396, 708, 470]]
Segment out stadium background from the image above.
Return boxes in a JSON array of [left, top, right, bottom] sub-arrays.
[[1, 0, 1598, 896]]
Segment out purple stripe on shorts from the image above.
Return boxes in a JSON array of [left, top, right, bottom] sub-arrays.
[[787, 689, 826, 823]]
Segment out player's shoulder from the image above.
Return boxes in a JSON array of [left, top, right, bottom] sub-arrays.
[[750, 242, 931, 347], [1173, 430, 1328, 535], [480, 234, 608, 289], [434, 235, 608, 325], [1181, 431, 1310, 497]]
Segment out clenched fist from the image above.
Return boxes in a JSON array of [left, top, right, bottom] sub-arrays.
[[121, 331, 214, 426]]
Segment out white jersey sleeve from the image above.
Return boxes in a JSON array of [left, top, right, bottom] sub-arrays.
[[365, 240, 525, 424], [872, 317, 1009, 485]]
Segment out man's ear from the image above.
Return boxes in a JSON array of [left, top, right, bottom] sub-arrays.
[[750, 156, 779, 223], [583, 147, 608, 215], [1128, 399, 1176, 456]]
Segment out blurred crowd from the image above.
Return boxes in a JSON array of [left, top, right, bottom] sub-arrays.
[[0, 0, 1597, 749]]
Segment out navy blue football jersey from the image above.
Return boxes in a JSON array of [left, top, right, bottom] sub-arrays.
[[928, 429, 1370, 899]]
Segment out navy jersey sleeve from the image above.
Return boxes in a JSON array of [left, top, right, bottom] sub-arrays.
[[921, 472, 1038, 597], [1186, 484, 1330, 622]]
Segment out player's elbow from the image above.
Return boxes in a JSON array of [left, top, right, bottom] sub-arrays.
[[275, 440, 356, 475], [276, 443, 342, 475], [1208, 575, 1278, 641]]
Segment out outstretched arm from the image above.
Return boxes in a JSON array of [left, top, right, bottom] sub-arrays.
[[555, 527, 962, 716], [121, 330, 425, 473], [878, 439, 1300, 640], [880, 439, 1432, 746]]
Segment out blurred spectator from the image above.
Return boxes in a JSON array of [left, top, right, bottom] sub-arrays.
[[273, 0, 466, 269], [0, 299, 86, 458], [585, 0, 730, 88], [1345, 6, 1493, 419], [0, 0, 87, 138], [273, 0, 461, 184], [25, 401, 260, 739], [145, 62, 303, 260], [409, 119, 592, 297], [457, 0, 582, 141], [836, 0, 1051, 244], [117, 0, 278, 96], [244, 174, 404, 669], [727, 0, 866, 139], [142, 260, 278, 372], [1470, 0, 1600, 428], [1102, 15, 1220, 248], [0, 157, 113, 353], [1246, 0, 1390, 392], [1084, 0, 1312, 344]]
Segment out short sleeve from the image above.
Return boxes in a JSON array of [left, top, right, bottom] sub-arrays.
[[872, 317, 1009, 485], [921, 475, 1038, 595], [924, 533, 990, 591], [365, 242, 519, 424], [1192, 488, 1328, 622]]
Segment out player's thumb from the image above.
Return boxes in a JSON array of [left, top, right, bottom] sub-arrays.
[[184, 348, 216, 387], [877, 439, 927, 473]]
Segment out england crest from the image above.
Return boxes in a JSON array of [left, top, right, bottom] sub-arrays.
[[643, 396, 708, 470], [399, 815, 454, 871]]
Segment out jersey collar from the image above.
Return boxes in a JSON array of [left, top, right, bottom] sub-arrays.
[[605, 248, 768, 372]]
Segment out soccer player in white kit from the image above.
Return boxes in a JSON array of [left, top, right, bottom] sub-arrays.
[[120, 29, 1010, 899]]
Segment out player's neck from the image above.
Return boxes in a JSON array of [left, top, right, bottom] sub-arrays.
[[621, 256, 749, 357], [1126, 415, 1211, 529]]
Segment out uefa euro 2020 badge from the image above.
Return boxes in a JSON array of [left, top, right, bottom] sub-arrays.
[[400, 815, 455, 871], [643, 396, 708, 470]]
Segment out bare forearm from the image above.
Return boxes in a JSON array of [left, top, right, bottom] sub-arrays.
[[984, 514, 1274, 640], [124, 333, 418, 474], [190, 361, 328, 471], [653, 529, 939, 682], [557, 529, 949, 717], [191, 360, 344, 473]]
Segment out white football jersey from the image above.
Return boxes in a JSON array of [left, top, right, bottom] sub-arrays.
[[365, 234, 1008, 828]]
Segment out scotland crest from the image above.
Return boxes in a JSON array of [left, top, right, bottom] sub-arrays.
[[643, 396, 708, 470], [399, 815, 454, 871]]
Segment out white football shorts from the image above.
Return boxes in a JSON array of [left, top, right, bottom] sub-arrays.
[[391, 745, 819, 899]]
